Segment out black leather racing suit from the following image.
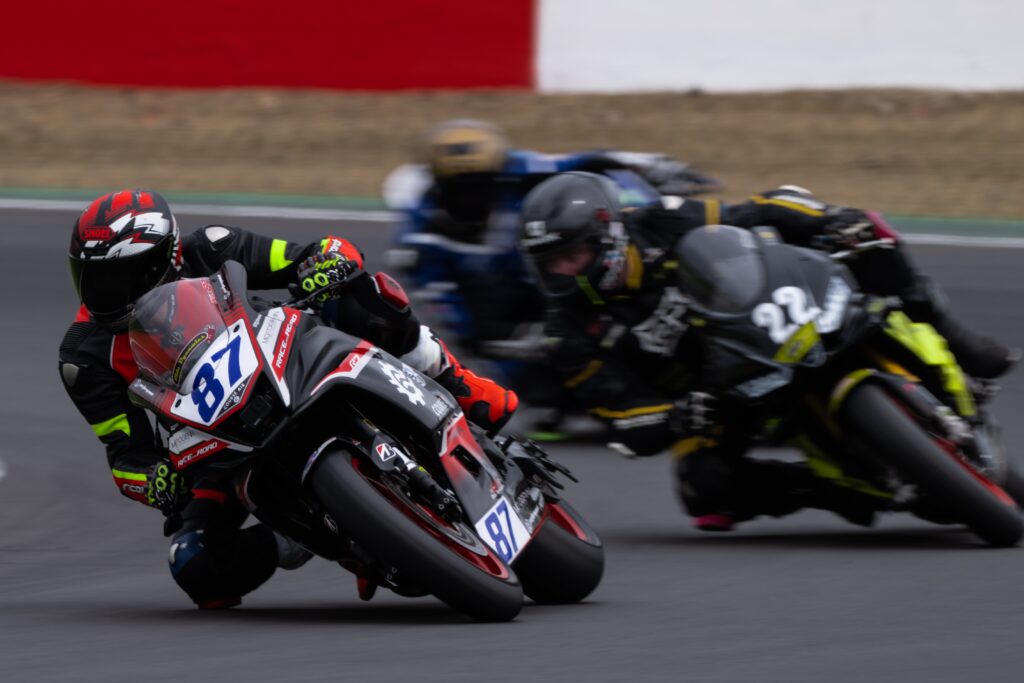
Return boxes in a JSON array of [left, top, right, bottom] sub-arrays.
[[59, 226, 420, 605]]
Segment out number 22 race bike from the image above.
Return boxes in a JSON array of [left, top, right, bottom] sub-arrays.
[[126, 261, 604, 621], [673, 224, 1023, 546]]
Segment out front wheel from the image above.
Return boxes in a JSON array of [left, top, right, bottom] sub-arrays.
[[309, 447, 523, 621], [840, 384, 1022, 547], [513, 500, 604, 604]]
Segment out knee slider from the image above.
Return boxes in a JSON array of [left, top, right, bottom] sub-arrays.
[[168, 530, 205, 578]]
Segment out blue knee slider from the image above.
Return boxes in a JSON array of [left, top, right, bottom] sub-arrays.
[[168, 530, 205, 577]]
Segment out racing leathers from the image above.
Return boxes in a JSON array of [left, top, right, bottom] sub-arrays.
[[387, 149, 719, 347], [544, 188, 1009, 528], [59, 225, 516, 605]]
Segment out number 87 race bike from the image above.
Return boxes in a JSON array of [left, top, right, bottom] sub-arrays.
[[675, 224, 1023, 546], [126, 261, 603, 621]]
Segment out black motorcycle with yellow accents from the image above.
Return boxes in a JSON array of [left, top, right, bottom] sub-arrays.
[[675, 224, 1021, 546]]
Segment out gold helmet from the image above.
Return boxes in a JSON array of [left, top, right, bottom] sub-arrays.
[[420, 119, 510, 178]]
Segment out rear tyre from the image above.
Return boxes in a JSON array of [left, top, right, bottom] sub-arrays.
[[310, 448, 523, 621], [840, 384, 1022, 547], [513, 500, 604, 604]]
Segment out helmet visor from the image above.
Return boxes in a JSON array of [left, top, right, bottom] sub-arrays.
[[535, 240, 601, 297], [70, 239, 174, 322]]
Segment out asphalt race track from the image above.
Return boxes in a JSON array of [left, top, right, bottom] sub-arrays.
[[1, 206, 1022, 682]]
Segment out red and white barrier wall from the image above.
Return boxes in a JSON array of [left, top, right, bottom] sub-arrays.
[[2, 0, 1020, 91]]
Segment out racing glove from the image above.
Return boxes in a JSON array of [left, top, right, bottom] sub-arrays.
[[818, 207, 877, 251], [293, 252, 359, 304], [145, 459, 190, 514], [669, 392, 718, 437]]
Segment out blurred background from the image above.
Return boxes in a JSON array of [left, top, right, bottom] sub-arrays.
[[2, 2, 1023, 681], [2, 0, 1024, 217]]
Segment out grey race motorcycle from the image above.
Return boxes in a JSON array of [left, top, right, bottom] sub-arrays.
[[126, 261, 603, 621]]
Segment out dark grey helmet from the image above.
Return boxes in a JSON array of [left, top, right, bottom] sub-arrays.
[[519, 172, 630, 301]]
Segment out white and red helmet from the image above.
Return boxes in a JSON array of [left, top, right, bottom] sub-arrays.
[[69, 189, 182, 328]]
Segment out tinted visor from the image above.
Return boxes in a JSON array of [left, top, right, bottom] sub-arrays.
[[70, 239, 173, 321], [535, 240, 600, 297]]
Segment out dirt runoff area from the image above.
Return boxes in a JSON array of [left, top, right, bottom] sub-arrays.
[[2, 82, 1023, 218]]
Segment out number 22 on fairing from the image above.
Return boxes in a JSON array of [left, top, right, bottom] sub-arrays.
[[172, 327, 260, 425], [475, 498, 531, 563], [752, 286, 821, 344]]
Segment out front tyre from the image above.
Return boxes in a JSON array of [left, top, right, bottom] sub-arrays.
[[840, 384, 1022, 547], [513, 500, 604, 604], [310, 447, 523, 621]]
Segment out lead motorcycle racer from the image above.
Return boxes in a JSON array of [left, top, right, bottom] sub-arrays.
[[517, 172, 1019, 532], [58, 189, 518, 608]]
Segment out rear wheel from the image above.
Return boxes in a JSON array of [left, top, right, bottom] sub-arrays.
[[309, 447, 523, 621], [840, 384, 1022, 547], [513, 500, 604, 604]]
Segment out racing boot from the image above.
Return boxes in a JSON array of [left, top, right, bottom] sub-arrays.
[[400, 325, 518, 434], [435, 341, 519, 434], [929, 313, 1019, 380], [676, 453, 875, 531]]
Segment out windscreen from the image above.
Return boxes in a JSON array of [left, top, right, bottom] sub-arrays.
[[129, 278, 227, 391], [676, 225, 767, 314]]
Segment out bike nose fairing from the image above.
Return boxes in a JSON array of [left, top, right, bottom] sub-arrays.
[[676, 225, 767, 314]]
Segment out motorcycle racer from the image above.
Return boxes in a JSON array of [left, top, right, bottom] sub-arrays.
[[518, 172, 1017, 531], [385, 120, 721, 430], [385, 118, 721, 353], [59, 189, 517, 607]]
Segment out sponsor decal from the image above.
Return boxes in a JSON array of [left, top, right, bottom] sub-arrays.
[[172, 329, 212, 384], [375, 442, 401, 462], [310, 342, 377, 395], [431, 396, 450, 419], [378, 360, 426, 406], [259, 308, 285, 346], [132, 379, 156, 399], [174, 438, 228, 468], [200, 278, 217, 305], [168, 427, 204, 454], [217, 380, 248, 418], [122, 483, 145, 495], [273, 311, 300, 379], [402, 363, 426, 387]]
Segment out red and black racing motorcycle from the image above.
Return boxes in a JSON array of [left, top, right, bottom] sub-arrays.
[[126, 261, 603, 621]]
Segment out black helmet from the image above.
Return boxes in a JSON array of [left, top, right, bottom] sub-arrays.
[[69, 189, 181, 331], [519, 172, 630, 301]]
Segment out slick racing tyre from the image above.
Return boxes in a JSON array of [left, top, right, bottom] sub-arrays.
[[513, 500, 604, 604], [840, 384, 1023, 547], [310, 447, 523, 621]]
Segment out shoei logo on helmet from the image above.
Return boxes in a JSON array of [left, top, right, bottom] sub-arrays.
[[80, 226, 114, 241]]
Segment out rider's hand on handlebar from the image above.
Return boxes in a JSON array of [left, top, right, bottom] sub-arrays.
[[145, 459, 190, 514], [293, 253, 359, 304], [670, 392, 718, 437], [819, 207, 876, 251]]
